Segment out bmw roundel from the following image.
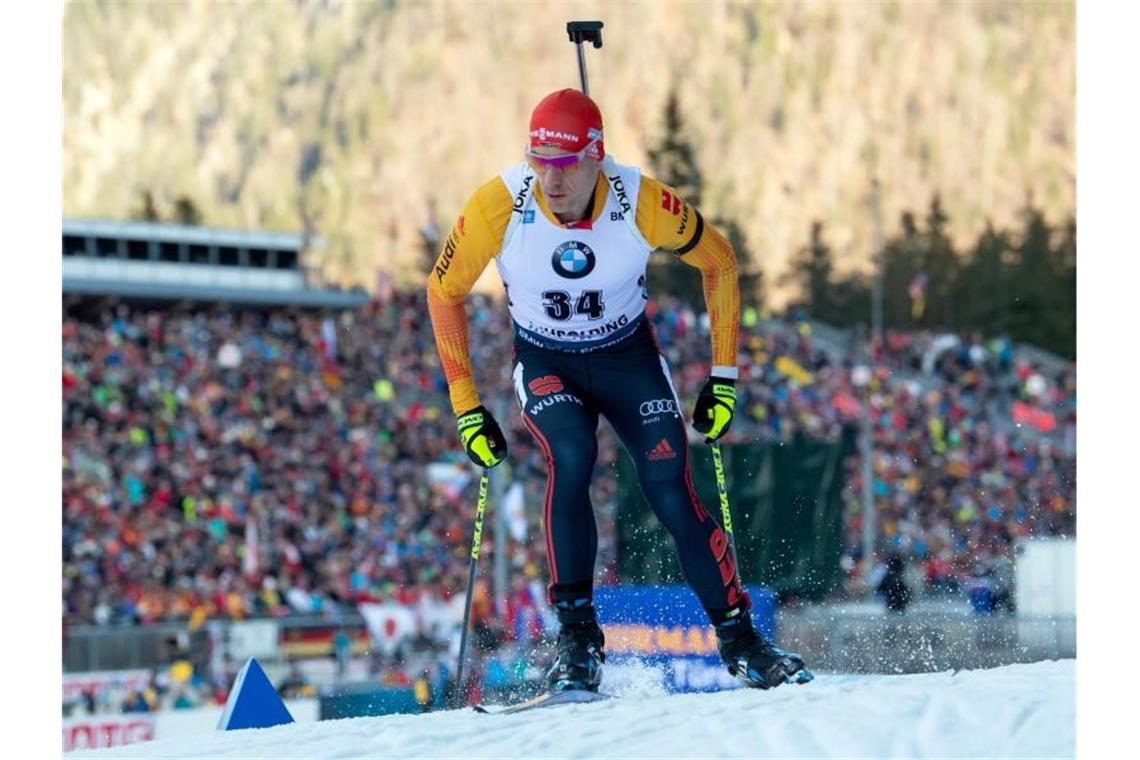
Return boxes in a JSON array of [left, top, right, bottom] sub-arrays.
[[551, 241, 596, 279]]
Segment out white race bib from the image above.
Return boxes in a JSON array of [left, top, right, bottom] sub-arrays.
[[496, 159, 652, 352]]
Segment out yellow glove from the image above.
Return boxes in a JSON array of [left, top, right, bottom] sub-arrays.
[[456, 405, 508, 468], [692, 377, 736, 443]]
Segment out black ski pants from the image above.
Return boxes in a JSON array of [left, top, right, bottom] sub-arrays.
[[511, 322, 749, 615]]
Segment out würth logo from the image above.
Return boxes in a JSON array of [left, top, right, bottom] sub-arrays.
[[647, 438, 677, 461], [528, 375, 564, 396]]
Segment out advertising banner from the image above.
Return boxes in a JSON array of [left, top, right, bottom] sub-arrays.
[[1011, 400, 1057, 433], [61, 699, 319, 752], [228, 620, 280, 660], [63, 669, 152, 704], [62, 715, 156, 752], [594, 585, 776, 693]]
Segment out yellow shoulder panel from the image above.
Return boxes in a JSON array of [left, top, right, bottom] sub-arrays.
[[634, 174, 701, 252]]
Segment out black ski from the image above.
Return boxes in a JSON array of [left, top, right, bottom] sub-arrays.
[[473, 689, 611, 715]]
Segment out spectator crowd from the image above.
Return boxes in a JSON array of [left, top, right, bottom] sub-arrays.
[[63, 289, 1076, 632]]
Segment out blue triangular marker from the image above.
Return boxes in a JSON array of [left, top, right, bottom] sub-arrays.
[[217, 658, 295, 731]]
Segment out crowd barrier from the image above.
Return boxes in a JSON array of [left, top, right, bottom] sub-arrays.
[[63, 616, 365, 673], [776, 605, 1075, 673], [64, 604, 1076, 682], [64, 622, 213, 673]]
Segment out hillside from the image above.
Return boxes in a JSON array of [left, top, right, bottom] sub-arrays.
[[63, 0, 1075, 303]]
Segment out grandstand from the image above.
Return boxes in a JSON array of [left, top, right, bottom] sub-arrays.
[[62, 218, 367, 309]]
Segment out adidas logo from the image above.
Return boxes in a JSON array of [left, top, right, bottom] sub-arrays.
[[647, 438, 677, 461]]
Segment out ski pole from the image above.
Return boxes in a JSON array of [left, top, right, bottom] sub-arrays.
[[566, 21, 604, 96], [454, 470, 489, 708], [710, 442, 738, 562]]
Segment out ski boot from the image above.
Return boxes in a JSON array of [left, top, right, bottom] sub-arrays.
[[714, 615, 813, 690], [546, 599, 605, 693]]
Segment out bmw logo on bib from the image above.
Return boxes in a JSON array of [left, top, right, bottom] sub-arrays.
[[551, 241, 596, 280]]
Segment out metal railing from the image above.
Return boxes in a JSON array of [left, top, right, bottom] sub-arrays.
[[65, 623, 220, 673], [63, 614, 372, 674], [776, 607, 1075, 674], [65, 601, 1076, 678]]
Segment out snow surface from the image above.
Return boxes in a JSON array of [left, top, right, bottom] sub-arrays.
[[68, 660, 1074, 759]]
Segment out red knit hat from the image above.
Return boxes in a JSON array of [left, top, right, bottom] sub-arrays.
[[528, 89, 604, 160]]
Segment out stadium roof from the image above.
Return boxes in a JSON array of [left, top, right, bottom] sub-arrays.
[[63, 218, 316, 252]]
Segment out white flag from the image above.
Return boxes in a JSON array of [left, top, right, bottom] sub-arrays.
[[243, 516, 258, 576], [504, 482, 527, 542], [358, 603, 417, 656]]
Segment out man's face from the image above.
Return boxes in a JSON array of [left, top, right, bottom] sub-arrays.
[[529, 144, 601, 222]]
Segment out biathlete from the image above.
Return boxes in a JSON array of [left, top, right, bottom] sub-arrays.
[[426, 89, 811, 692]]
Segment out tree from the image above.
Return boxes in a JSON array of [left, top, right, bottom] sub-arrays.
[[173, 195, 203, 226], [645, 88, 702, 207], [956, 221, 1014, 335], [786, 194, 1074, 359], [785, 221, 835, 320], [830, 271, 872, 329], [644, 86, 706, 305], [643, 86, 764, 309], [131, 190, 161, 222], [783, 220, 874, 327], [1052, 216, 1077, 358], [1007, 205, 1075, 357], [869, 197, 962, 331], [920, 195, 959, 329], [878, 210, 924, 329]]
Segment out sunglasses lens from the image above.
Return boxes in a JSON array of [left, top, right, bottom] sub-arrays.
[[528, 153, 579, 172], [545, 154, 579, 169]]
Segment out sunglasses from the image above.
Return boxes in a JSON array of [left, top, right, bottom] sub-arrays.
[[524, 139, 599, 173]]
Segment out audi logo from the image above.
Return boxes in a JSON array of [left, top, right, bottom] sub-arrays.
[[639, 399, 678, 416]]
